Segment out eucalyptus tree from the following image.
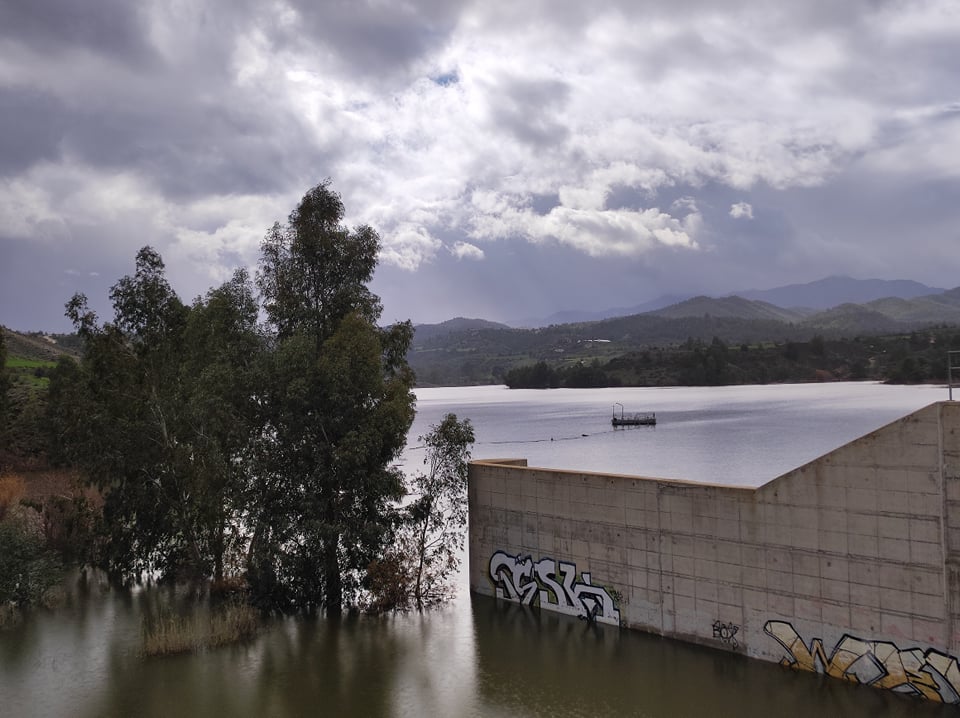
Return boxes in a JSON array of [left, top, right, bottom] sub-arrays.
[[177, 269, 262, 582], [252, 180, 416, 614], [52, 249, 261, 581]]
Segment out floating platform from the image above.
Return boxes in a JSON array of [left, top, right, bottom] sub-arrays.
[[612, 413, 656, 426], [611, 404, 656, 426]]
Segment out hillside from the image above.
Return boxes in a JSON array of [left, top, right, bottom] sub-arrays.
[[2, 328, 81, 362], [799, 304, 904, 334], [412, 317, 511, 344], [649, 295, 805, 323]]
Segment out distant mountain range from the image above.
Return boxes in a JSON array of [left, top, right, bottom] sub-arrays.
[[736, 276, 945, 310], [414, 277, 960, 343], [506, 276, 945, 328], [409, 277, 960, 386]]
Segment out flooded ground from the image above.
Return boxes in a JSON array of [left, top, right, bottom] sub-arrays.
[[1, 383, 952, 717]]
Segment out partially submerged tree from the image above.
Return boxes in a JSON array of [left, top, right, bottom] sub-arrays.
[[50, 249, 261, 581], [45, 181, 420, 615], [407, 414, 474, 608], [366, 414, 475, 611], [250, 180, 416, 614]]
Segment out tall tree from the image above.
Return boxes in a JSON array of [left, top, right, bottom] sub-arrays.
[[251, 180, 415, 614], [175, 269, 262, 582], [51, 249, 261, 581]]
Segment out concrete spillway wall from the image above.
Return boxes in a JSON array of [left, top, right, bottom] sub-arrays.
[[468, 401, 960, 704]]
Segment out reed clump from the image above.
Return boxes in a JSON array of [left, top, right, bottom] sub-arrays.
[[142, 602, 260, 657]]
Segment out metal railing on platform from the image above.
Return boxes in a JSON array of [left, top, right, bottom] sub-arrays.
[[949, 351, 960, 401]]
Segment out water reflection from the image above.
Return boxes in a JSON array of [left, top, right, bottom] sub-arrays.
[[1, 575, 958, 717], [469, 595, 955, 718]]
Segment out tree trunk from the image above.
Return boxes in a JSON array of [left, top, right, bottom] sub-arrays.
[[414, 496, 433, 609], [324, 534, 342, 615]]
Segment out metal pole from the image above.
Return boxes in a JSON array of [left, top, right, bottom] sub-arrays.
[[948, 350, 960, 401], [950, 351, 957, 401]]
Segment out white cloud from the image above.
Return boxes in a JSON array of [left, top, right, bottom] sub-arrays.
[[730, 202, 754, 219], [379, 226, 443, 270], [451, 241, 484, 261], [469, 196, 699, 258]]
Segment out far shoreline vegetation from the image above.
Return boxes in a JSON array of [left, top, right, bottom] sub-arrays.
[[0, 182, 474, 656], [498, 330, 960, 389], [2, 186, 958, 654]]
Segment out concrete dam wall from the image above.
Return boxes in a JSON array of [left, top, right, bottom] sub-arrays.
[[467, 401, 960, 704]]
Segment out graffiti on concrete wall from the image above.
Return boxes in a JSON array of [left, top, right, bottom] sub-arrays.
[[488, 550, 622, 627], [713, 620, 740, 649], [764, 620, 960, 704]]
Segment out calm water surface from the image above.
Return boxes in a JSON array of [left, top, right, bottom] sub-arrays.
[[407, 382, 946, 485], [1, 383, 953, 717]]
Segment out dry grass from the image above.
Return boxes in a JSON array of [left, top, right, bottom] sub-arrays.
[[142, 602, 260, 657], [0, 476, 25, 520]]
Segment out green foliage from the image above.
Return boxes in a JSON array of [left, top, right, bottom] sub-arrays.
[[0, 516, 62, 609], [494, 329, 960, 389], [49, 249, 262, 582], [504, 361, 560, 389], [47, 185, 417, 614], [406, 414, 474, 608], [365, 414, 475, 611], [248, 180, 416, 615]]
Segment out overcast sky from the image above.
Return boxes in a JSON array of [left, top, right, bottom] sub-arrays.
[[1, 0, 959, 331]]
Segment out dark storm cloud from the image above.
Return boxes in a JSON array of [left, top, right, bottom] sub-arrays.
[[62, 96, 329, 200], [0, 0, 152, 63], [0, 0, 330, 201], [282, 0, 465, 79], [0, 88, 68, 175]]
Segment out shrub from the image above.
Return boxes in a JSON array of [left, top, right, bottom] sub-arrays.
[[142, 601, 259, 656], [0, 514, 62, 610]]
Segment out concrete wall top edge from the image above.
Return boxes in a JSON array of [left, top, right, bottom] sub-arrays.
[[472, 458, 529, 467], [469, 458, 756, 492]]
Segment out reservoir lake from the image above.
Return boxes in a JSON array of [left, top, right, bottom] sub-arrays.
[[1, 382, 955, 717]]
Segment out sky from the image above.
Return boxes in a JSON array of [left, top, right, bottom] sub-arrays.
[[1, 0, 959, 331]]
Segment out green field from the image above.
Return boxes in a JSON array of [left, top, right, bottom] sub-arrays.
[[6, 356, 57, 369], [5, 355, 56, 390]]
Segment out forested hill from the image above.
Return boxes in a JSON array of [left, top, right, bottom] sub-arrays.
[[409, 288, 960, 387]]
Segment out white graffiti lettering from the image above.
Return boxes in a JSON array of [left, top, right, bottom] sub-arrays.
[[488, 550, 622, 626]]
